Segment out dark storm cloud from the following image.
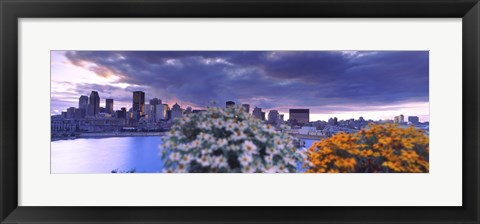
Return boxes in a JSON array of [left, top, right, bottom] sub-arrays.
[[62, 51, 428, 111]]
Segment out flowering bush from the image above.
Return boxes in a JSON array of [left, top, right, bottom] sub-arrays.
[[160, 105, 305, 173], [305, 124, 429, 173]]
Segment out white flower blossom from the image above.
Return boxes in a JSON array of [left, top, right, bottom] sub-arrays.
[[217, 138, 228, 147], [238, 153, 253, 167], [231, 130, 246, 141], [213, 156, 228, 168], [169, 151, 181, 161], [197, 155, 211, 167], [242, 165, 255, 173], [242, 140, 258, 154]]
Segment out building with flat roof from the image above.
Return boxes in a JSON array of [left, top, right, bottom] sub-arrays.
[[289, 109, 309, 124]]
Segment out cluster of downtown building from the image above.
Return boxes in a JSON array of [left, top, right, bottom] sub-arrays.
[[51, 90, 429, 138]]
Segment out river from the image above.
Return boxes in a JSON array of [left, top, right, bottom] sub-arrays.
[[51, 136, 316, 173]]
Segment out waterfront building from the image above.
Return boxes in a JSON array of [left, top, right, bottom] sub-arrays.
[[171, 103, 183, 120], [289, 109, 309, 124], [66, 107, 75, 119], [51, 119, 78, 134], [149, 98, 162, 122], [115, 108, 127, 120], [242, 104, 250, 113], [105, 99, 114, 114], [87, 91, 100, 116], [268, 110, 279, 125], [193, 109, 207, 114], [79, 95, 88, 110], [132, 91, 145, 114], [74, 108, 86, 119], [261, 112, 266, 121], [226, 101, 235, 108], [408, 116, 419, 125], [145, 104, 153, 122], [394, 114, 405, 124], [252, 107, 263, 120], [156, 104, 170, 121]]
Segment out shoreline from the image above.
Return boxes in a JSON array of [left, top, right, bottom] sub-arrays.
[[51, 132, 166, 142]]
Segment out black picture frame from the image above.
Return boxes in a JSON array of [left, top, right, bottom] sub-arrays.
[[1, 0, 479, 223]]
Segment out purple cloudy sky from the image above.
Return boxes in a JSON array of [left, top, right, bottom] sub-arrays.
[[51, 51, 429, 122]]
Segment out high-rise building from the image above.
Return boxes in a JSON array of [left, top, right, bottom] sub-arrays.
[[242, 104, 250, 113], [149, 98, 161, 105], [226, 101, 235, 108], [105, 99, 114, 114], [408, 116, 419, 125], [79, 95, 88, 110], [289, 109, 309, 124], [149, 98, 162, 122], [132, 91, 145, 114], [171, 103, 183, 120], [88, 91, 100, 116], [261, 112, 266, 121], [252, 107, 263, 120], [268, 110, 279, 124], [394, 114, 405, 124], [155, 104, 168, 122]]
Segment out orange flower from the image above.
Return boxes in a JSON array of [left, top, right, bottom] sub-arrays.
[[306, 124, 429, 173]]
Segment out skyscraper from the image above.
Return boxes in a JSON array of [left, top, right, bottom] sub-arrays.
[[171, 103, 183, 120], [105, 99, 114, 114], [79, 95, 88, 110], [394, 114, 405, 124], [268, 110, 279, 124], [88, 91, 100, 116], [132, 91, 145, 114], [226, 101, 235, 108], [242, 104, 250, 113], [149, 98, 162, 122], [252, 107, 263, 120], [289, 109, 309, 124]]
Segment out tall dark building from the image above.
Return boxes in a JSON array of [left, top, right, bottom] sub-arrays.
[[226, 101, 235, 108], [132, 91, 145, 114], [242, 104, 250, 113], [252, 107, 262, 120], [289, 109, 309, 124], [149, 98, 162, 122], [79, 95, 88, 110], [88, 91, 100, 116], [106, 99, 114, 114]]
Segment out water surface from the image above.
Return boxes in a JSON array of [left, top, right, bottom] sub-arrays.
[[51, 136, 316, 173]]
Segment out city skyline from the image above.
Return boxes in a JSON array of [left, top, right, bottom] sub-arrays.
[[51, 51, 429, 122]]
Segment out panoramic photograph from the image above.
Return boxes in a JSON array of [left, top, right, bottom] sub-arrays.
[[51, 51, 429, 173]]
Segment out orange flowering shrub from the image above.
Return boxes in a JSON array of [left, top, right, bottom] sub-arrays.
[[306, 124, 429, 173]]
